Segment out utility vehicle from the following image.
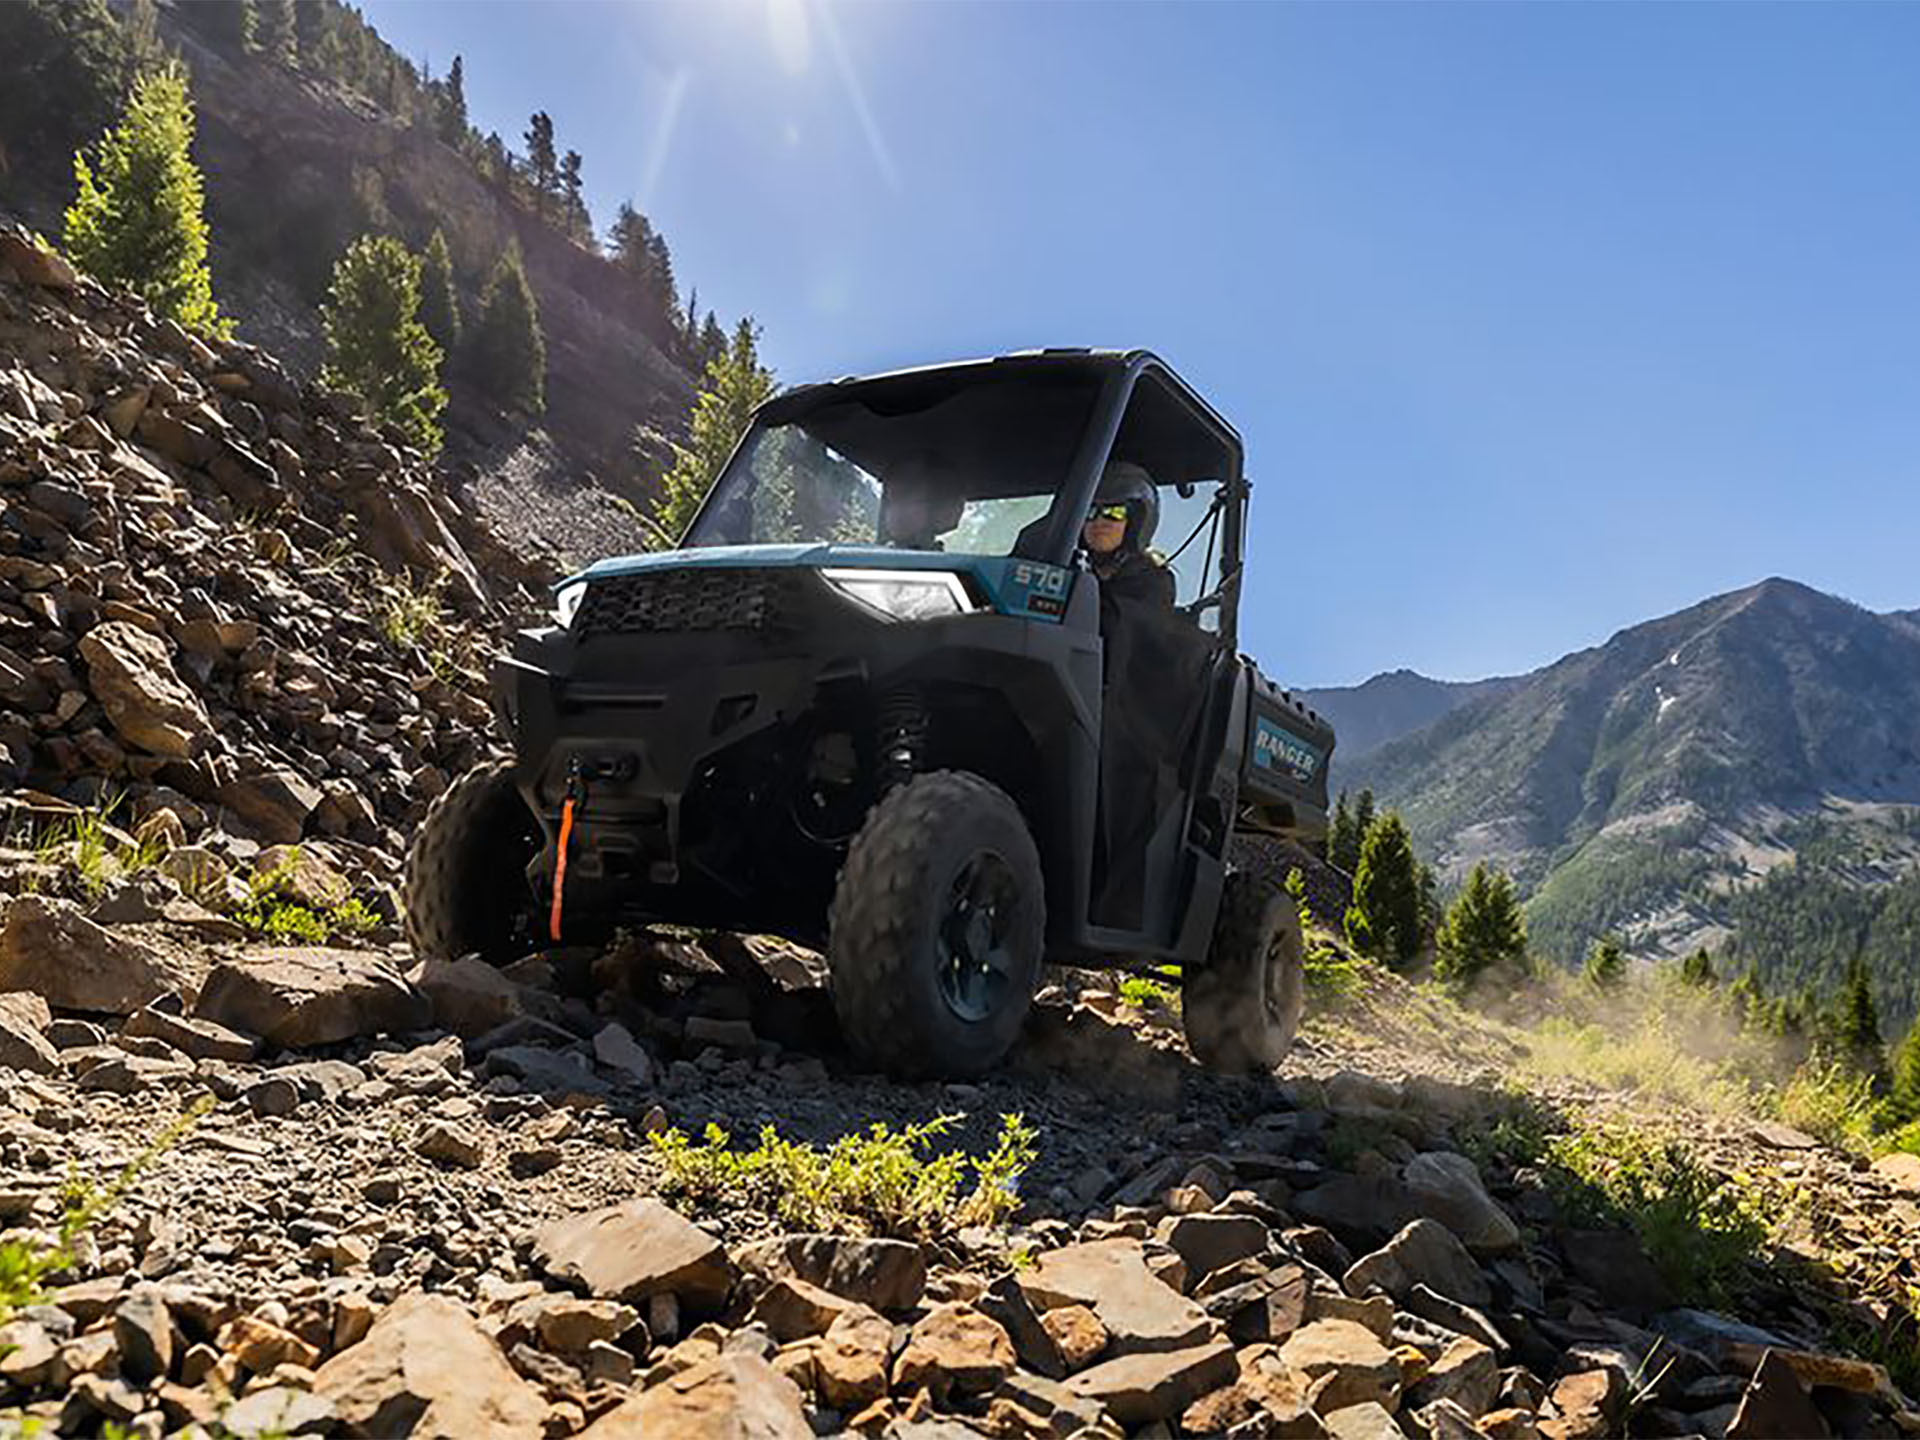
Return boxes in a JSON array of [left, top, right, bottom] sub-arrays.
[[404, 350, 1336, 1077]]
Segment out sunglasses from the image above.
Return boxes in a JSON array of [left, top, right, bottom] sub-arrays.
[[1085, 503, 1130, 523]]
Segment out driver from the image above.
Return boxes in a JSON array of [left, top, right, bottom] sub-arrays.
[[1085, 460, 1174, 930]]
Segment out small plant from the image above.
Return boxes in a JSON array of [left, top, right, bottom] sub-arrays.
[[1118, 975, 1177, 1010], [232, 849, 382, 945], [650, 1113, 1039, 1238], [1774, 1062, 1878, 1158], [375, 567, 448, 650], [1541, 1122, 1769, 1303], [17, 794, 166, 903]]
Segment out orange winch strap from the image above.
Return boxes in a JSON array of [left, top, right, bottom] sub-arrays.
[[549, 794, 576, 942]]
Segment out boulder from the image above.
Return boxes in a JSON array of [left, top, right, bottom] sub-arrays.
[[892, 1303, 1015, 1401], [0, 991, 59, 1073], [502, 1293, 638, 1355], [218, 765, 324, 845], [1040, 1304, 1109, 1371], [78, 622, 211, 759], [1406, 1337, 1499, 1417], [1724, 1350, 1831, 1440], [1324, 1401, 1410, 1439], [1278, 1319, 1402, 1415], [1066, 1339, 1237, 1427], [195, 948, 428, 1048], [1292, 1174, 1423, 1244], [1163, 1212, 1273, 1283], [1019, 1239, 1211, 1355], [1343, 1220, 1490, 1310], [1871, 1152, 1920, 1195], [410, 956, 524, 1039], [816, 1306, 893, 1409], [1540, 1368, 1622, 1440], [735, 1233, 926, 1311], [251, 845, 351, 909], [0, 896, 198, 1015], [752, 1277, 863, 1343], [123, 996, 259, 1062], [533, 1199, 733, 1310], [578, 1352, 810, 1439], [312, 1291, 545, 1438], [1558, 1229, 1671, 1313], [1401, 1153, 1519, 1256]]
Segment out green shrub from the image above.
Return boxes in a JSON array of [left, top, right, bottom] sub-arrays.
[[650, 1113, 1038, 1238], [232, 850, 382, 944], [1774, 1062, 1877, 1157]]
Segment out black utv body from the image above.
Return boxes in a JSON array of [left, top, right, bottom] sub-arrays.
[[405, 350, 1336, 1077]]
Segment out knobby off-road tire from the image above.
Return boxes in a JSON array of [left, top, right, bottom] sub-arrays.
[[1182, 870, 1306, 1075], [828, 770, 1045, 1078], [403, 758, 544, 966]]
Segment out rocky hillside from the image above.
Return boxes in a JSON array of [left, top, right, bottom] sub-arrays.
[[1343, 580, 1920, 989], [1, 235, 1918, 1438], [1302, 671, 1526, 768], [0, 0, 695, 567]]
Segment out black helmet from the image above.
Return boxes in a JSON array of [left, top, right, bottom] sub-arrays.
[[1093, 460, 1159, 551]]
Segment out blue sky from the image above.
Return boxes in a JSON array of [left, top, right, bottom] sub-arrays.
[[362, 0, 1920, 688]]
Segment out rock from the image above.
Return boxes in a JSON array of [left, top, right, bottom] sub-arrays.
[[1066, 1339, 1238, 1427], [1344, 1220, 1490, 1310], [752, 1276, 862, 1343], [1041, 1304, 1109, 1371], [0, 231, 78, 287], [218, 764, 324, 845], [412, 956, 524, 1038], [1407, 1337, 1499, 1417], [123, 996, 259, 1062], [578, 1352, 810, 1439], [976, 1271, 1069, 1379], [78, 621, 212, 758], [534, 1199, 734, 1311], [251, 844, 352, 908], [1402, 1153, 1519, 1256], [1872, 1152, 1920, 1194], [816, 1306, 893, 1409], [1019, 1239, 1211, 1355], [194, 948, 429, 1047], [1540, 1368, 1621, 1440], [1324, 1401, 1409, 1439], [1751, 1121, 1818, 1150], [505, 1293, 639, 1354], [1558, 1229, 1672, 1313], [222, 1385, 337, 1437], [1478, 1408, 1540, 1440], [0, 896, 196, 1015], [592, 1021, 653, 1085], [995, 1370, 1117, 1439], [414, 1119, 485, 1168], [1179, 1344, 1321, 1436], [224, 1313, 322, 1371], [735, 1234, 926, 1311], [113, 1285, 174, 1383], [0, 990, 59, 1073], [1164, 1212, 1273, 1284], [1293, 1174, 1423, 1244], [312, 1291, 546, 1438], [1278, 1320, 1402, 1415], [1723, 1350, 1831, 1440], [892, 1303, 1015, 1400], [1718, 1342, 1893, 1399]]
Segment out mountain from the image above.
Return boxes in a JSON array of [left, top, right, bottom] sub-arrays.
[[1301, 669, 1525, 765], [1344, 578, 1920, 1018]]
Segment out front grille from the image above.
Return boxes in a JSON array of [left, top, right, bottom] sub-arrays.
[[574, 568, 798, 639]]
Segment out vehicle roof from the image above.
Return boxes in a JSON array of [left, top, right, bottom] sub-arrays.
[[756, 349, 1251, 495], [760, 348, 1243, 457]]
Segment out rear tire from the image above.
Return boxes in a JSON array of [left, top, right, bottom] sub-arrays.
[[828, 771, 1044, 1078], [1183, 871, 1305, 1074], [403, 759, 544, 966]]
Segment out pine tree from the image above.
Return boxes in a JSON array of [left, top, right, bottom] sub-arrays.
[[319, 234, 446, 457], [122, 0, 168, 76], [699, 311, 727, 373], [1728, 961, 1766, 1027], [1327, 791, 1356, 873], [1354, 789, 1376, 845], [1831, 955, 1883, 1066], [1434, 862, 1527, 989], [559, 149, 589, 239], [189, 0, 256, 52], [437, 53, 467, 146], [523, 111, 557, 218], [257, 0, 296, 64], [418, 229, 461, 353], [653, 317, 776, 542], [1891, 1021, 1920, 1120], [472, 240, 545, 415], [1345, 811, 1424, 970], [64, 68, 228, 338], [1680, 947, 1717, 987], [1584, 935, 1627, 990]]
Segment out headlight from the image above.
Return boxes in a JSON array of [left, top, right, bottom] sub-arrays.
[[821, 569, 976, 622], [552, 579, 589, 629]]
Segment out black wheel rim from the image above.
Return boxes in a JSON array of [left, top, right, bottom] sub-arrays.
[[935, 850, 1021, 1023]]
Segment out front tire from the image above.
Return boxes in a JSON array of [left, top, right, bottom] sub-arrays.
[[403, 759, 544, 966], [828, 771, 1045, 1078], [1182, 871, 1305, 1074]]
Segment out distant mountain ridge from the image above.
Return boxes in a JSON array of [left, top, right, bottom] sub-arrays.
[[1335, 578, 1920, 1021], [1301, 669, 1526, 764]]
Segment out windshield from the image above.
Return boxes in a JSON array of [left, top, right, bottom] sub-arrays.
[[684, 368, 1101, 556]]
